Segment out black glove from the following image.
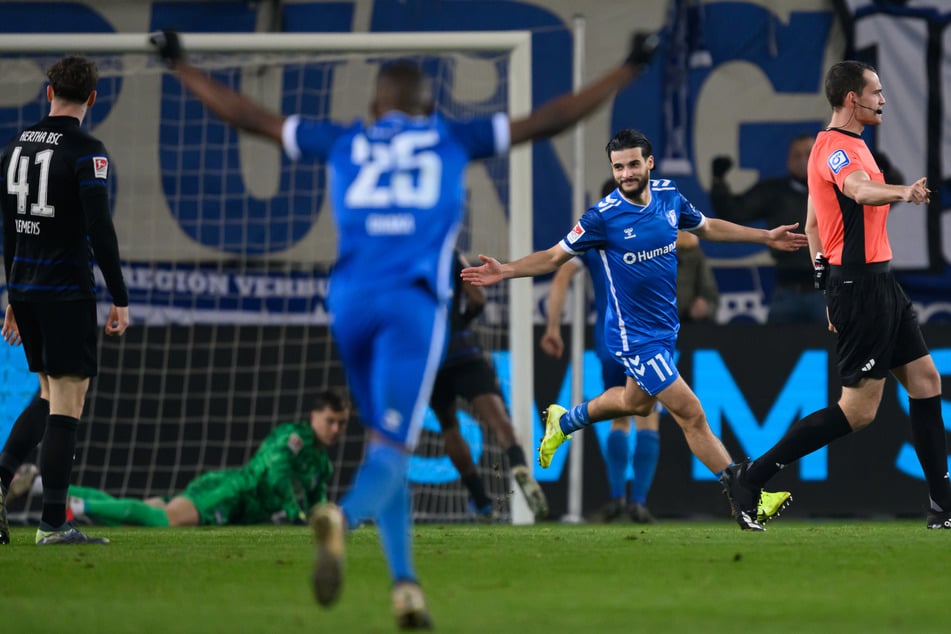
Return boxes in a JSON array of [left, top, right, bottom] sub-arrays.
[[624, 31, 660, 71], [712, 156, 733, 179], [150, 29, 185, 68], [813, 253, 829, 292]]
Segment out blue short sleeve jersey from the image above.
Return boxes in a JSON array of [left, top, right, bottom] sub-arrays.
[[560, 181, 705, 358], [282, 111, 510, 302], [280, 110, 509, 448]]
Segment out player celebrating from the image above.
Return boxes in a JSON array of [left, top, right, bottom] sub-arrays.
[[151, 29, 659, 629], [0, 55, 129, 546], [431, 251, 548, 522], [462, 129, 803, 530], [14, 389, 350, 528], [542, 245, 661, 523], [722, 60, 951, 530]]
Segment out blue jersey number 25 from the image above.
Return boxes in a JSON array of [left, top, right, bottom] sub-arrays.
[[345, 130, 442, 209]]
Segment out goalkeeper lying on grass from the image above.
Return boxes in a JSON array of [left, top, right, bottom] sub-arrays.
[[12, 388, 349, 527]]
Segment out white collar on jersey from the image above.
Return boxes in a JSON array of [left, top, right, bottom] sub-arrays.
[[617, 188, 652, 208]]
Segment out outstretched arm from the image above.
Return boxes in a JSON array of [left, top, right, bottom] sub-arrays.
[[541, 259, 580, 359], [509, 32, 658, 146], [692, 217, 808, 252], [151, 30, 285, 144], [461, 245, 573, 287], [843, 171, 930, 207]]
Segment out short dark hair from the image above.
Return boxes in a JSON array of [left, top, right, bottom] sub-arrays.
[[46, 55, 98, 104], [605, 129, 653, 159], [376, 60, 431, 114], [312, 387, 351, 413], [600, 178, 616, 198], [824, 60, 875, 109]]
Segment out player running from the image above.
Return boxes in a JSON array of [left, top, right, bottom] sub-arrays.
[[462, 129, 801, 530], [431, 251, 548, 522], [151, 27, 661, 629]]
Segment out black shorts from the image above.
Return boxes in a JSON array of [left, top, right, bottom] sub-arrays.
[[826, 268, 927, 386], [10, 299, 99, 377], [429, 355, 503, 411]]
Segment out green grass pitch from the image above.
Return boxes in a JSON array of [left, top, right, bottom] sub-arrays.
[[4, 521, 948, 633]]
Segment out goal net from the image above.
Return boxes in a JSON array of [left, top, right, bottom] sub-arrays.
[[0, 32, 536, 524]]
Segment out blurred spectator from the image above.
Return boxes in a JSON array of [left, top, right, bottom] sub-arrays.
[[710, 134, 825, 324], [872, 150, 905, 185], [675, 230, 718, 323]]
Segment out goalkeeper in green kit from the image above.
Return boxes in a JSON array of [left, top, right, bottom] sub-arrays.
[[14, 389, 350, 527]]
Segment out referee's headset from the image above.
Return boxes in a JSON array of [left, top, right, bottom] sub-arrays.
[[851, 92, 883, 116]]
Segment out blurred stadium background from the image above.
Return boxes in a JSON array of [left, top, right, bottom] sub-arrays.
[[1, 0, 950, 524]]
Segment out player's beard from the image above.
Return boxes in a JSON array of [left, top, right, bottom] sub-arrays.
[[620, 177, 648, 199]]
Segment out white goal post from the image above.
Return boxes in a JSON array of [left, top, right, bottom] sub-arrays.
[[0, 31, 538, 525]]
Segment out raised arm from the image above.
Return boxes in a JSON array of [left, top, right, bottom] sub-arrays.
[[151, 30, 285, 144], [509, 32, 658, 146], [460, 244, 574, 287], [540, 259, 581, 359], [692, 217, 808, 252]]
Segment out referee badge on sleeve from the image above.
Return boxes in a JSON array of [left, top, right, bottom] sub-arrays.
[[93, 156, 109, 179], [827, 149, 850, 174]]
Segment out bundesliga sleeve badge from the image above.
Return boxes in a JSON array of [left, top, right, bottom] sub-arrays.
[[827, 149, 850, 174], [93, 156, 109, 179], [566, 222, 585, 244]]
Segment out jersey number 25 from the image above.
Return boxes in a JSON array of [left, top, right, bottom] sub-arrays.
[[345, 131, 442, 209]]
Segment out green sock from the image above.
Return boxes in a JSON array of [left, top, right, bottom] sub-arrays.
[[83, 498, 170, 527], [68, 485, 117, 502]]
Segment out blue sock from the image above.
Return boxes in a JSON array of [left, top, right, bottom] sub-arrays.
[[605, 429, 629, 500], [341, 441, 408, 530], [630, 429, 660, 505], [376, 474, 416, 583], [560, 402, 591, 434]]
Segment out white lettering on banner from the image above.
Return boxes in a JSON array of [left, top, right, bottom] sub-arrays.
[[233, 276, 322, 298], [115, 266, 328, 300], [124, 268, 230, 295]]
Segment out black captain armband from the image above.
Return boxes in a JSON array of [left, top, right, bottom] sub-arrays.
[[813, 253, 829, 292]]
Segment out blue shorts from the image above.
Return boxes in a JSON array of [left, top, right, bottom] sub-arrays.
[[330, 283, 447, 450], [599, 351, 627, 389], [616, 341, 679, 397]]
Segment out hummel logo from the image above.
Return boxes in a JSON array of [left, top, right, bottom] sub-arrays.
[[861, 359, 876, 372], [624, 228, 636, 239]]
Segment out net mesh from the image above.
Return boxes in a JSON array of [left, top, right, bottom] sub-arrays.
[[0, 47, 517, 523]]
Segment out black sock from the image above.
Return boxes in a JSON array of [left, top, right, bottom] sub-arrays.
[[0, 394, 50, 489], [746, 405, 852, 489], [462, 473, 491, 509], [39, 414, 79, 528], [908, 396, 951, 510], [505, 444, 527, 469]]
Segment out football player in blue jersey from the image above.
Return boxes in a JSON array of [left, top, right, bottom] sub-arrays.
[[151, 30, 658, 629], [462, 129, 807, 532], [541, 178, 663, 524]]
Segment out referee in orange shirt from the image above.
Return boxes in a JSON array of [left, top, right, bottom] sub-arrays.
[[719, 60, 950, 530]]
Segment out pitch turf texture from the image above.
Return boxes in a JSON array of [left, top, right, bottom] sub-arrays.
[[4, 521, 947, 633]]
